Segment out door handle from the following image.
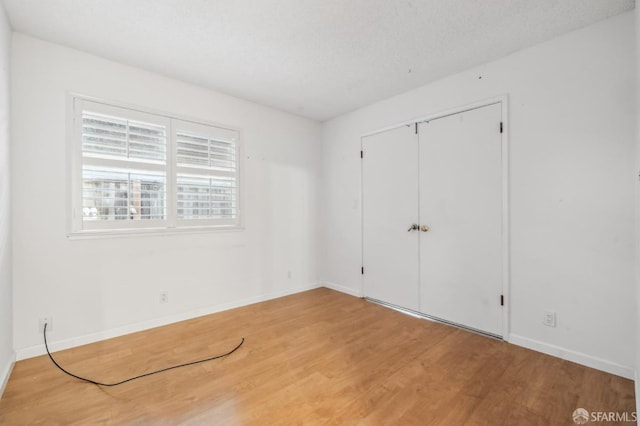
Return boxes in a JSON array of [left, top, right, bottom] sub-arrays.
[[407, 224, 419, 232], [421, 225, 430, 232]]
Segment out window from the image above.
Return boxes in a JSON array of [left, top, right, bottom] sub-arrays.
[[70, 97, 241, 235]]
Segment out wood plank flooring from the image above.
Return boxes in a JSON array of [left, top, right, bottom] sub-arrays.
[[0, 288, 635, 425]]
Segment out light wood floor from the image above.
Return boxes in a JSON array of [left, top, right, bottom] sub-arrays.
[[0, 288, 635, 425]]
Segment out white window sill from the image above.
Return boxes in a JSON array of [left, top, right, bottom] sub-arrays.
[[67, 225, 245, 240]]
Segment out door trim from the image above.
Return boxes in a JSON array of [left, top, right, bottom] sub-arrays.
[[359, 95, 510, 340]]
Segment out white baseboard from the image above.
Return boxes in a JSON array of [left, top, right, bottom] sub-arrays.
[[322, 282, 362, 298], [0, 352, 15, 399], [14, 281, 634, 385], [322, 283, 635, 380], [16, 283, 322, 360], [509, 333, 635, 380]]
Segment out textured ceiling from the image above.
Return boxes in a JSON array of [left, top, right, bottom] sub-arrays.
[[3, 0, 635, 121]]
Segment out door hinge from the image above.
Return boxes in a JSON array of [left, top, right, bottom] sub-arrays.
[[415, 122, 418, 134], [361, 266, 364, 275], [360, 150, 363, 159], [500, 294, 504, 306], [500, 122, 503, 133]]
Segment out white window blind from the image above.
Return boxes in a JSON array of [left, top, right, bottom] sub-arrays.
[[174, 120, 239, 226], [71, 97, 241, 235], [176, 133, 236, 170], [82, 112, 166, 162]]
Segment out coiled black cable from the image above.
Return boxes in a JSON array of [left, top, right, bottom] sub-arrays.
[[43, 323, 244, 386]]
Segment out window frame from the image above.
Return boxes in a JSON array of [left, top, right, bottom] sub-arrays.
[[68, 94, 243, 237]]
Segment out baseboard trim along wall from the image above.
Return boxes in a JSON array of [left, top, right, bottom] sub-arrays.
[[15, 283, 322, 360], [14, 282, 635, 384], [508, 334, 635, 380], [0, 354, 15, 398], [323, 283, 635, 380], [322, 282, 363, 298]]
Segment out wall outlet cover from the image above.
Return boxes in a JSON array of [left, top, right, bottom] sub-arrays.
[[39, 316, 52, 333], [543, 310, 556, 328]]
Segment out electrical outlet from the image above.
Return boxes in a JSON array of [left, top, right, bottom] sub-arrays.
[[159, 291, 169, 304], [287, 270, 292, 279], [39, 316, 52, 333], [543, 310, 556, 328]]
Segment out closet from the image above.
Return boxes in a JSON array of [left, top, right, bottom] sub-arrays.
[[361, 101, 506, 337]]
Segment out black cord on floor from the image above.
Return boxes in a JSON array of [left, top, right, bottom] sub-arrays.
[[43, 323, 244, 386]]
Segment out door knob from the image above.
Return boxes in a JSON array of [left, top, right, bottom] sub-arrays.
[[407, 224, 419, 232], [421, 225, 430, 232]]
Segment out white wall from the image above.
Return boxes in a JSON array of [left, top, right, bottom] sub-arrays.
[[11, 34, 321, 357], [321, 11, 636, 377], [0, 1, 12, 395]]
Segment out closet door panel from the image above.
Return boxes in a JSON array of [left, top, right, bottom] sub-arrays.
[[362, 125, 420, 311], [418, 103, 503, 336]]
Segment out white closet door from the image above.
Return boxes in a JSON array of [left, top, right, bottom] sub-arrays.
[[362, 125, 420, 311], [419, 103, 503, 336]]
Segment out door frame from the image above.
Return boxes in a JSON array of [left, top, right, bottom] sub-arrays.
[[359, 95, 510, 340]]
